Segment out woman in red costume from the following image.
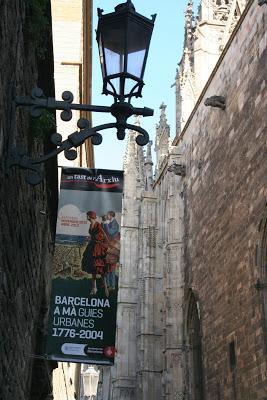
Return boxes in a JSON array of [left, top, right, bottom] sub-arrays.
[[82, 211, 109, 297]]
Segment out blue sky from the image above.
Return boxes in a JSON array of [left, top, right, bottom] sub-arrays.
[[92, 0, 190, 169]]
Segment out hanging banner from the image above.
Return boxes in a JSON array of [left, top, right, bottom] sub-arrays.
[[46, 168, 123, 365]]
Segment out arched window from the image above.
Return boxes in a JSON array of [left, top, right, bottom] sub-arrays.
[[186, 291, 204, 400], [256, 215, 267, 350]]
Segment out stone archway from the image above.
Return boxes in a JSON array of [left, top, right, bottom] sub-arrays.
[[186, 291, 204, 400], [256, 215, 267, 351]]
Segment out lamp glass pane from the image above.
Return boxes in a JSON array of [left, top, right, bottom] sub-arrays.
[[98, 34, 106, 77], [125, 77, 138, 96], [102, 24, 126, 76], [127, 20, 152, 78], [83, 375, 91, 396], [108, 77, 120, 94], [104, 48, 124, 76], [127, 49, 146, 77]]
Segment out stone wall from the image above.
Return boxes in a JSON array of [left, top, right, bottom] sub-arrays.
[[177, 1, 267, 398], [0, 1, 58, 399], [154, 149, 185, 400], [53, 363, 81, 400]]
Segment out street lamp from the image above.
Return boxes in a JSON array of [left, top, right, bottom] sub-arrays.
[[82, 366, 100, 399], [8, 0, 156, 185], [97, 0, 156, 102]]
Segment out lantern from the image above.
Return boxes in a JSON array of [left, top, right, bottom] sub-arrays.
[[96, 0, 156, 102]]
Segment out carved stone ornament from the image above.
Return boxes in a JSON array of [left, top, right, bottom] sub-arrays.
[[175, 392, 185, 400], [167, 162, 186, 177], [204, 96, 226, 110]]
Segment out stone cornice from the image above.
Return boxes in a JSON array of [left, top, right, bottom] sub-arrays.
[[197, 20, 227, 27]]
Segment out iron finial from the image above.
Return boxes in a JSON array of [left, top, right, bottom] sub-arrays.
[[115, 0, 135, 13]]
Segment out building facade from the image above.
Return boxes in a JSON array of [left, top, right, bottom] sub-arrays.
[[108, 0, 267, 399], [51, 0, 94, 169]]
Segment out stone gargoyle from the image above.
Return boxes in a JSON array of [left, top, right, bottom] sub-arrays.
[[204, 95, 226, 110], [167, 163, 186, 177]]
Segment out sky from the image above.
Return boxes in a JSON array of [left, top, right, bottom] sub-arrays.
[[92, 0, 191, 170]]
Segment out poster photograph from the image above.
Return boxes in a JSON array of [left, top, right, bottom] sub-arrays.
[[46, 168, 123, 365]]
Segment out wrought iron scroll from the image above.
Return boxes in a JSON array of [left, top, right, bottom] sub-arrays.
[[9, 88, 153, 185]]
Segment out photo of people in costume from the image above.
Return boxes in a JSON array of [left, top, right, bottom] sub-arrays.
[[81, 210, 120, 297]]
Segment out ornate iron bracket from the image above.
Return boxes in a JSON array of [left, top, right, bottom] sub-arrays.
[[258, 0, 267, 5], [204, 96, 226, 110], [167, 162, 186, 177], [9, 87, 153, 185]]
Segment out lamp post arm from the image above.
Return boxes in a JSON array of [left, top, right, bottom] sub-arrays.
[[123, 123, 149, 145], [131, 107, 154, 117], [14, 88, 154, 121], [15, 88, 112, 121], [9, 87, 153, 185], [7, 118, 149, 185]]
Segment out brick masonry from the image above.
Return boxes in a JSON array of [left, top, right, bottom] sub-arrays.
[[179, 1, 267, 399], [0, 1, 58, 400]]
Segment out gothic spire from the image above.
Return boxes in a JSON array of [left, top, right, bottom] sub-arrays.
[[144, 141, 154, 191], [177, 0, 195, 83], [123, 128, 136, 172], [180, 48, 193, 84], [184, 0, 194, 53], [155, 103, 171, 173], [123, 116, 146, 189], [145, 140, 153, 166], [158, 102, 168, 129]]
